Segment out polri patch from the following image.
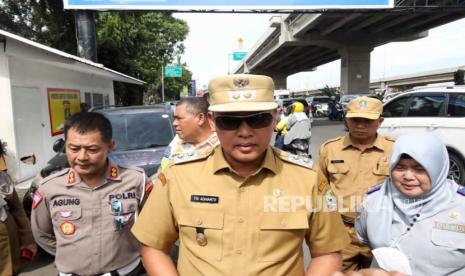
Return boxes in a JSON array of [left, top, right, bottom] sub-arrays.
[[191, 195, 219, 204], [60, 221, 76, 235], [331, 160, 345, 164], [32, 190, 43, 209]]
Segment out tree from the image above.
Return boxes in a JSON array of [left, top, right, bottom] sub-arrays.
[[319, 85, 341, 101], [0, 2, 191, 105]]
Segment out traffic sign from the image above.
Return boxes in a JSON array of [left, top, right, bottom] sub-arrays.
[[165, 65, 182, 78], [233, 52, 247, 61]]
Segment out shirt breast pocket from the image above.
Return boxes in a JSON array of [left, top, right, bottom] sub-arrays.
[[327, 163, 350, 188], [430, 228, 465, 268], [178, 208, 224, 261], [258, 212, 309, 262], [52, 207, 82, 239]]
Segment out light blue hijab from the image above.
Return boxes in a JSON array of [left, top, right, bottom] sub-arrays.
[[365, 133, 457, 248]]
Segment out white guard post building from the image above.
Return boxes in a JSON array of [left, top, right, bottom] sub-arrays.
[[0, 29, 144, 184]]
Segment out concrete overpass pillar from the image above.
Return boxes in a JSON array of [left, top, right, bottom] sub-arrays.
[[339, 46, 373, 95], [270, 74, 287, 90]]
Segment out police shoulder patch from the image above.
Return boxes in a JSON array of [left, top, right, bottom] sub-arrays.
[[457, 186, 465, 197], [172, 148, 213, 165], [367, 183, 383, 195], [273, 148, 313, 169], [40, 168, 70, 185]]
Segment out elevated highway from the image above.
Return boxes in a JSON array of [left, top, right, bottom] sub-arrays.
[[234, 2, 465, 94]]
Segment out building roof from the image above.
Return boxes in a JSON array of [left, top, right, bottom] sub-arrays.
[[0, 29, 144, 85]]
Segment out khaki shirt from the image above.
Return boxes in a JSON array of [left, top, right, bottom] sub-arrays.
[[132, 146, 349, 276], [315, 135, 394, 220], [31, 161, 145, 275], [0, 189, 35, 276]]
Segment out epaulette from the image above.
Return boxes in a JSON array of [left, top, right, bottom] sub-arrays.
[[273, 148, 313, 169], [322, 136, 343, 147], [366, 183, 383, 195], [172, 148, 213, 165], [384, 136, 396, 142], [39, 168, 70, 185], [457, 186, 465, 197]]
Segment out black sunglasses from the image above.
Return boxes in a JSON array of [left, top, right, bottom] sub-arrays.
[[214, 112, 273, 131]]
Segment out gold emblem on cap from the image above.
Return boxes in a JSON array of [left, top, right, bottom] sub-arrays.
[[232, 93, 240, 99], [243, 91, 252, 99], [233, 78, 249, 90], [273, 188, 282, 197], [448, 211, 460, 219], [196, 233, 208, 246]]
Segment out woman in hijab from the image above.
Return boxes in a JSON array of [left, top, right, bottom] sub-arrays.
[[356, 133, 465, 276]]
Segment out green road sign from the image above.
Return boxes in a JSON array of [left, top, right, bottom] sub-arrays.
[[233, 52, 247, 61], [165, 65, 182, 77]]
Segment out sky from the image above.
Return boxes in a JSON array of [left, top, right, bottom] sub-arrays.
[[174, 13, 465, 91]]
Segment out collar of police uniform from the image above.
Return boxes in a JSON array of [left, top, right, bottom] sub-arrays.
[[342, 135, 386, 151], [212, 146, 278, 175]]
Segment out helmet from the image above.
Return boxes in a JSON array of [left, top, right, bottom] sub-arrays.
[[292, 102, 304, 113]]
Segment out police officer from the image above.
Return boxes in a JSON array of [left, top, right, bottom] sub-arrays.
[[315, 97, 395, 271], [31, 112, 146, 276], [0, 167, 37, 276], [132, 74, 350, 275], [160, 97, 219, 171]]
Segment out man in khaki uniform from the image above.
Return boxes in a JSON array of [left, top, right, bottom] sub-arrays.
[[132, 74, 350, 276], [0, 169, 37, 276], [31, 112, 146, 276], [315, 97, 395, 271], [160, 97, 219, 171]]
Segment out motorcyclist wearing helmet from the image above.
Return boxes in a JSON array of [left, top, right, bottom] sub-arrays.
[[283, 102, 312, 157]]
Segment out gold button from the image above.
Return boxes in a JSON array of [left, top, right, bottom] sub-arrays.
[[281, 220, 287, 227], [235, 249, 242, 255], [197, 219, 203, 226], [238, 217, 244, 223], [240, 187, 246, 192]]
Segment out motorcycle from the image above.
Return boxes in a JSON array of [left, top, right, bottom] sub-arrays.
[[328, 102, 345, 121], [285, 139, 311, 158]]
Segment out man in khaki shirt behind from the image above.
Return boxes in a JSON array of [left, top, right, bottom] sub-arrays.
[[315, 97, 395, 271], [132, 74, 350, 276]]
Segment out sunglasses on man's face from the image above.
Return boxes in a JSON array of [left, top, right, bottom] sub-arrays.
[[214, 112, 273, 131]]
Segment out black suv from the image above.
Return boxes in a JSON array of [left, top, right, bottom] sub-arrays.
[[23, 105, 175, 216]]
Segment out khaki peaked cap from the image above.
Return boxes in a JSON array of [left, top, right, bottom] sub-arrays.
[[208, 74, 278, 112], [345, 97, 383, 120]]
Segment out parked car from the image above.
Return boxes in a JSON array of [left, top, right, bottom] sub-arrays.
[[378, 86, 465, 185], [22, 105, 175, 217]]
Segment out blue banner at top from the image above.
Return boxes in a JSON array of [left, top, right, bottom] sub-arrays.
[[64, 0, 394, 10]]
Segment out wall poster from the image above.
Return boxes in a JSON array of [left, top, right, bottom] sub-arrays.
[[47, 88, 81, 136]]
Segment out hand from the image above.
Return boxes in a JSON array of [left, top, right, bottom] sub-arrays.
[[21, 243, 38, 259], [332, 269, 406, 276]]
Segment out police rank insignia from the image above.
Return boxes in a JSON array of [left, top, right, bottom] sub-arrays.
[[449, 211, 460, 220], [60, 221, 76, 235], [110, 166, 118, 179], [68, 171, 76, 184]]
